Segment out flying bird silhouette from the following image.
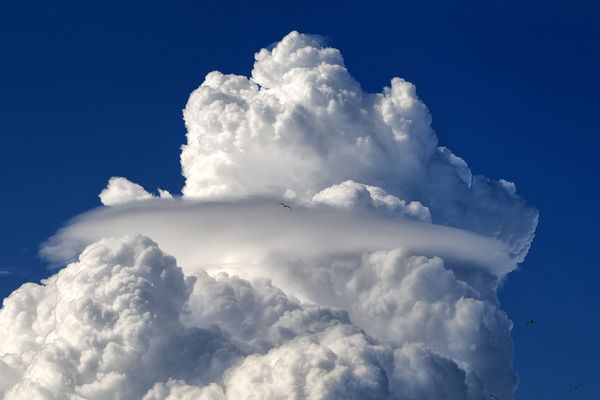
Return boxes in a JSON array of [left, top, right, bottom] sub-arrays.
[[278, 202, 292, 209], [526, 319, 535, 325], [569, 384, 581, 391], [488, 394, 500, 400]]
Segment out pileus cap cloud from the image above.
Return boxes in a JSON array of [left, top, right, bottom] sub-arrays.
[[1, 31, 538, 399]]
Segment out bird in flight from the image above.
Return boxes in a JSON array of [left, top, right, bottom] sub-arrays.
[[488, 394, 500, 400], [526, 319, 535, 325], [278, 202, 292, 209], [569, 384, 582, 391]]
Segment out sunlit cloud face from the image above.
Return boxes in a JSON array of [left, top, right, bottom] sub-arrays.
[[0, 31, 537, 399]]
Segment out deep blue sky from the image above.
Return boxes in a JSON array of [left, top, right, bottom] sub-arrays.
[[0, 1, 598, 398]]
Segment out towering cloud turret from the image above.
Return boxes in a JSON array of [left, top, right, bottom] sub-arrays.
[[180, 31, 537, 261]]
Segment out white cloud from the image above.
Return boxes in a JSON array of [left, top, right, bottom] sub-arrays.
[[1, 31, 539, 399], [312, 180, 432, 222], [0, 236, 243, 399], [179, 30, 537, 263], [99, 177, 172, 206], [182, 248, 516, 399], [2, 234, 517, 398], [144, 380, 225, 400], [40, 199, 516, 279]]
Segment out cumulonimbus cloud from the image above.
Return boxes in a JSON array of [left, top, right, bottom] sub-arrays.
[[0, 31, 537, 399]]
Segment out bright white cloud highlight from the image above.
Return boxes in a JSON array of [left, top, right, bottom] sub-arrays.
[[0, 31, 538, 399], [312, 180, 432, 222], [99, 177, 172, 206]]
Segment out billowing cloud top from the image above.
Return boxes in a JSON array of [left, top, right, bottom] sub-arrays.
[[179, 31, 537, 261], [3, 31, 538, 399]]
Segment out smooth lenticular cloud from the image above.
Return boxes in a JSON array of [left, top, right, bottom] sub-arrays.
[[0, 31, 537, 399], [41, 198, 515, 279]]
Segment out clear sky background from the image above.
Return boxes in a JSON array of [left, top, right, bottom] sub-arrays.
[[0, 1, 598, 398]]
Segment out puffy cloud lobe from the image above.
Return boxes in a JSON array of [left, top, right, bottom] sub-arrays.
[[0, 236, 242, 399], [256, 250, 515, 398], [144, 381, 226, 400], [221, 327, 391, 400], [390, 343, 473, 400], [181, 248, 513, 399], [99, 177, 171, 206], [180, 35, 434, 203], [1, 235, 516, 399], [312, 180, 432, 222], [183, 271, 301, 351]]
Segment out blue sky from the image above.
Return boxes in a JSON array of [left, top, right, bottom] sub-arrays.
[[0, 1, 598, 398]]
